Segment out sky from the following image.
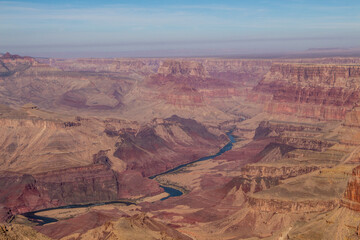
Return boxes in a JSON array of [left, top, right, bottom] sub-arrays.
[[1, 0, 360, 58]]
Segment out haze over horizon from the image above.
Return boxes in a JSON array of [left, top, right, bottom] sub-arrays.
[[1, 0, 360, 58]]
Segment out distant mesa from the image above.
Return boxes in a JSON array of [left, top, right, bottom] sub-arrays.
[[0, 52, 32, 60]]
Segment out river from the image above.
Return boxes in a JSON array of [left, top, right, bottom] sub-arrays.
[[22, 200, 134, 226], [22, 131, 236, 225]]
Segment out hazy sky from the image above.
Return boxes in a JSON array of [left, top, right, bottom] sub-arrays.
[[1, 0, 360, 57]]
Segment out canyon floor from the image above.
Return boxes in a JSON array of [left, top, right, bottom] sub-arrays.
[[1, 53, 360, 239]]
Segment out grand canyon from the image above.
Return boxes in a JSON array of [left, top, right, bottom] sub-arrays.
[[1, 51, 360, 239]]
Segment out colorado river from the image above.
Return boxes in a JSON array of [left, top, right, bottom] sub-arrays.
[[22, 131, 236, 225], [22, 200, 134, 225]]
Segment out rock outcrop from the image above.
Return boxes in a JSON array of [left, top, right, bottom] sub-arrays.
[[254, 121, 334, 151], [342, 166, 360, 211], [0, 52, 34, 77], [1, 52, 33, 60]]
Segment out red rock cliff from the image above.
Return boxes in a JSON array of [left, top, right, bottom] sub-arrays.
[[254, 63, 360, 120], [342, 165, 360, 211], [0, 164, 162, 215]]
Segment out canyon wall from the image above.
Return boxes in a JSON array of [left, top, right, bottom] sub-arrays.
[[254, 63, 360, 120], [147, 59, 271, 111], [0, 165, 162, 215]]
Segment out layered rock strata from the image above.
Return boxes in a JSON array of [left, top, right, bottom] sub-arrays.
[[254, 63, 360, 120], [254, 121, 334, 151], [0, 165, 162, 215]]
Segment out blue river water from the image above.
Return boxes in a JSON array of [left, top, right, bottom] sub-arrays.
[[159, 186, 183, 201], [22, 200, 134, 226]]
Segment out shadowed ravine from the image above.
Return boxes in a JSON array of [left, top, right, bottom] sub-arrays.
[[23, 131, 236, 225]]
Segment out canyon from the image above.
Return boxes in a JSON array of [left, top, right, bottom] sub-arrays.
[[2, 52, 360, 239]]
